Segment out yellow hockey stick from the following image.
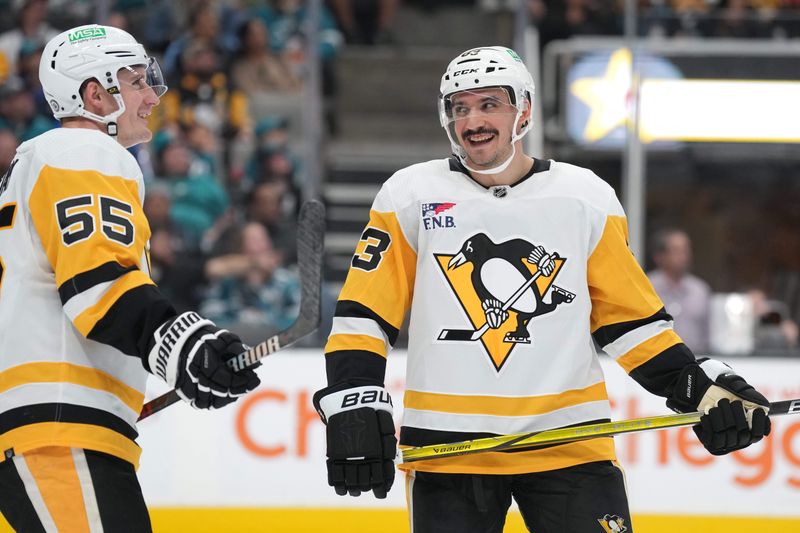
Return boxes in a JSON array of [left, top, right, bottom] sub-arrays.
[[401, 399, 800, 463]]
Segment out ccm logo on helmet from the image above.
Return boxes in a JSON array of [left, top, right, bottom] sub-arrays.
[[341, 390, 392, 409], [453, 68, 479, 77]]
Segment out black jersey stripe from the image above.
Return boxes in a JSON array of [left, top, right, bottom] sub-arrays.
[[592, 307, 674, 348], [0, 403, 138, 442], [87, 284, 176, 360], [57, 261, 139, 305], [400, 418, 611, 450], [326, 349, 387, 384], [629, 343, 696, 397], [335, 300, 400, 346]]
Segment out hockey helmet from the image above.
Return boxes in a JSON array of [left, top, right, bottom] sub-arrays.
[[39, 25, 167, 131], [439, 46, 535, 173]]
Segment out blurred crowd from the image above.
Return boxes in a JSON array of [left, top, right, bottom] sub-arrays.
[[528, 0, 800, 45], [0, 0, 362, 344], [2, 0, 800, 350]]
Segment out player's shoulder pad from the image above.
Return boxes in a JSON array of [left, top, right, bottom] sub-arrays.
[[31, 129, 141, 180], [547, 160, 620, 215], [379, 158, 452, 210]]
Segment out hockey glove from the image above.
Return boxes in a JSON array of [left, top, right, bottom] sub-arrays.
[[313, 380, 396, 498], [666, 358, 770, 455], [146, 311, 261, 409]]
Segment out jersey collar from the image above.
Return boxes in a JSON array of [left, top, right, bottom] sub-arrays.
[[448, 156, 551, 190]]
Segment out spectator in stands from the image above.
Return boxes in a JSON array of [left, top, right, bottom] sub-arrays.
[[327, 0, 401, 45], [714, 0, 759, 38], [151, 38, 252, 183], [162, 1, 237, 84], [16, 40, 49, 118], [0, 75, 54, 142], [232, 17, 302, 94], [253, 0, 343, 133], [246, 180, 298, 264], [529, 0, 618, 48], [0, 128, 18, 175], [154, 133, 230, 247], [143, 183, 207, 312], [669, 0, 713, 37], [748, 288, 799, 353], [184, 121, 221, 178], [201, 221, 301, 342], [647, 228, 712, 353], [0, 0, 57, 81]]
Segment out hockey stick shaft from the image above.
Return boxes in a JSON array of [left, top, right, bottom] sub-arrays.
[[401, 399, 800, 463], [439, 269, 544, 341], [138, 200, 326, 421]]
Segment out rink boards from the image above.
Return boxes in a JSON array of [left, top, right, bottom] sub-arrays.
[[1, 353, 798, 532]]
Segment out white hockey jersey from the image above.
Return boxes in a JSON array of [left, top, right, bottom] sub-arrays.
[[0, 128, 175, 468], [325, 157, 694, 474]]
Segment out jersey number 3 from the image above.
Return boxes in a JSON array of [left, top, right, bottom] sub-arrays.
[[0, 202, 17, 293], [352, 227, 391, 272]]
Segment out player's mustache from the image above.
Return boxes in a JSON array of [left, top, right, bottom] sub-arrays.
[[462, 127, 498, 139]]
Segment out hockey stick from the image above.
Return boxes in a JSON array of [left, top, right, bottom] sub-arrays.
[[438, 269, 544, 342], [138, 199, 326, 421], [400, 398, 800, 463]]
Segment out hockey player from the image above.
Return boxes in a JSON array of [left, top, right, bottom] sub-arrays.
[[313, 46, 771, 532], [0, 25, 260, 531]]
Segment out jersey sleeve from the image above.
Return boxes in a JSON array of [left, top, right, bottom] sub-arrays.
[[324, 183, 417, 384], [587, 191, 695, 397], [28, 163, 175, 359]]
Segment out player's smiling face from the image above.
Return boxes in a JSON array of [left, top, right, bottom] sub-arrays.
[[450, 87, 519, 170], [115, 65, 161, 148]]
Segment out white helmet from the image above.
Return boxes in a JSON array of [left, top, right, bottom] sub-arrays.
[[439, 46, 535, 174], [39, 24, 167, 134]]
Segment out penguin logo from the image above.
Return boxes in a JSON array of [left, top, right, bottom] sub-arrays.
[[597, 514, 627, 533], [435, 233, 575, 371]]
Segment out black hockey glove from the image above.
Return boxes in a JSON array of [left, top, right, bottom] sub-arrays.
[[666, 358, 770, 455], [146, 311, 261, 409], [313, 380, 397, 498]]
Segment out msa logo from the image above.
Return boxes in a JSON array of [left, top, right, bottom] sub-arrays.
[[422, 202, 456, 230], [453, 68, 479, 77], [69, 27, 107, 42]]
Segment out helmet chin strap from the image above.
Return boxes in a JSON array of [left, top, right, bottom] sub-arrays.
[[75, 93, 126, 137], [459, 142, 516, 175]]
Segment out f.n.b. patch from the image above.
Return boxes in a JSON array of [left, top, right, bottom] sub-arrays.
[[421, 202, 456, 231]]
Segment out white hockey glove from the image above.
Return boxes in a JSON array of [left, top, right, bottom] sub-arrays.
[[313, 379, 396, 499], [527, 245, 554, 276], [666, 358, 770, 455], [482, 298, 508, 329], [146, 311, 261, 409]]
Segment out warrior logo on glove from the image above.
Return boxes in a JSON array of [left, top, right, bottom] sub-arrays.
[[435, 233, 575, 370]]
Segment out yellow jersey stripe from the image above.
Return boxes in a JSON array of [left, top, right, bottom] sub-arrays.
[[0, 423, 141, 469], [73, 271, 154, 337], [325, 333, 388, 358], [0, 362, 144, 412], [337, 210, 417, 330], [404, 382, 608, 417], [399, 437, 616, 474], [23, 447, 92, 532], [28, 165, 148, 287], [588, 215, 664, 332], [617, 329, 683, 373]]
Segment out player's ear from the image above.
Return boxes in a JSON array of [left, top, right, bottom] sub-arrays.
[[81, 79, 107, 113], [517, 97, 532, 133]]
